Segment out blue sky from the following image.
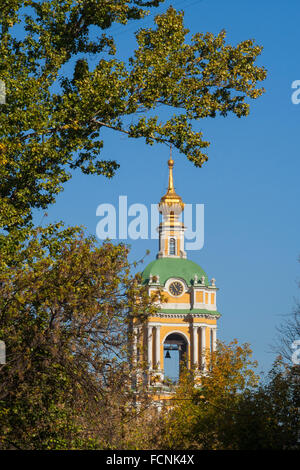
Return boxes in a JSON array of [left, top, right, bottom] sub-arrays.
[[35, 0, 300, 374]]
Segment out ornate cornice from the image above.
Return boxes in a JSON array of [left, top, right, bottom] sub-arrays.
[[154, 312, 221, 319]]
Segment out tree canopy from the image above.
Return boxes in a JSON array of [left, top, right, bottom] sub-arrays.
[[0, 225, 160, 449], [158, 342, 300, 450], [0, 0, 266, 230]]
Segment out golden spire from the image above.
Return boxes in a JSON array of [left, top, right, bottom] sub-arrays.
[[167, 156, 175, 193], [159, 147, 184, 211]]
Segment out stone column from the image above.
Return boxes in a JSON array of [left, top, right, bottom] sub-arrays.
[[211, 327, 217, 352], [193, 326, 198, 367], [0, 340, 5, 365], [155, 325, 161, 368], [200, 326, 206, 370], [132, 326, 138, 365], [147, 326, 153, 369]]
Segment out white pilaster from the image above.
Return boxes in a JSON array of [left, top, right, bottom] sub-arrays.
[[193, 326, 198, 367], [201, 326, 206, 370], [155, 325, 161, 368], [211, 327, 217, 352], [147, 326, 153, 369], [133, 326, 138, 364]]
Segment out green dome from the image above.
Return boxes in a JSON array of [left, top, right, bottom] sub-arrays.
[[142, 258, 209, 287]]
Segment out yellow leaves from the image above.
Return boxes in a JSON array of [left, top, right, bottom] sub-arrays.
[[158, 339, 261, 449], [0, 142, 10, 166], [0, 156, 8, 165], [62, 120, 79, 130]]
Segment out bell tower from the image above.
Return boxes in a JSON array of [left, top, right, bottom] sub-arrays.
[[133, 156, 221, 398]]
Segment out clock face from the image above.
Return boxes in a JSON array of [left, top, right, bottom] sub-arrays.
[[169, 281, 184, 296]]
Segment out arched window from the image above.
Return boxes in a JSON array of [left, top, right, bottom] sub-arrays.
[[163, 333, 188, 384], [169, 237, 176, 255]]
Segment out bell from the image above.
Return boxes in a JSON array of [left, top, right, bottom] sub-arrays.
[[165, 351, 171, 359]]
